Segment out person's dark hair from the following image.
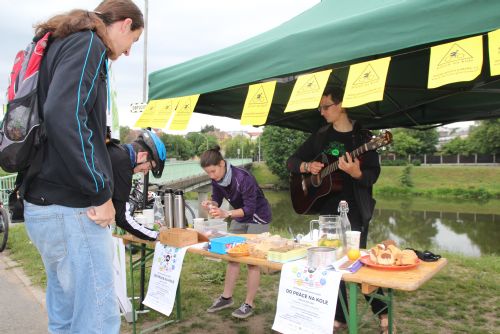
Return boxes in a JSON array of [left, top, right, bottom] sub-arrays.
[[200, 145, 224, 167], [323, 85, 345, 104], [34, 0, 143, 57]]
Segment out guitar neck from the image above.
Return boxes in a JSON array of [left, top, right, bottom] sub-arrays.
[[320, 144, 368, 178]]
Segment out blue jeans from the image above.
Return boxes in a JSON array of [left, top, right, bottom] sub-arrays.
[[24, 202, 120, 334]]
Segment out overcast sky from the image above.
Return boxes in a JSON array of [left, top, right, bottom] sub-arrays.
[[0, 0, 320, 132]]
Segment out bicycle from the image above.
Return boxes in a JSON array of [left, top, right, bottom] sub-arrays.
[[0, 200, 10, 252]]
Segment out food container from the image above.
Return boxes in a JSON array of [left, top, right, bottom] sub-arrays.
[[209, 236, 246, 254], [193, 218, 228, 234], [267, 246, 308, 263], [307, 247, 337, 271], [159, 228, 198, 248]]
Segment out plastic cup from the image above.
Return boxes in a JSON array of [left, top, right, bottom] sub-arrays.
[[345, 231, 361, 250], [143, 209, 154, 228], [191, 217, 205, 229]]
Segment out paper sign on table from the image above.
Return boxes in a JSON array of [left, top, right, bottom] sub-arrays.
[[143, 243, 189, 316], [342, 57, 391, 108], [428, 35, 483, 88], [284, 69, 332, 112], [168, 95, 200, 130], [488, 29, 500, 76], [272, 260, 342, 334], [240, 81, 276, 125]]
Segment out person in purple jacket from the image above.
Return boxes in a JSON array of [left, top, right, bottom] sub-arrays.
[[200, 146, 272, 319]]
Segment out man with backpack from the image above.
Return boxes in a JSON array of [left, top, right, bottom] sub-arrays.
[[107, 129, 166, 241], [13, 2, 145, 333]]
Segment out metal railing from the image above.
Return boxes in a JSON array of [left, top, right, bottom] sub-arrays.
[[0, 174, 16, 204]]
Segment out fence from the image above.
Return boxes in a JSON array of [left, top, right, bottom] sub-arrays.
[[380, 153, 498, 165], [0, 174, 16, 204]]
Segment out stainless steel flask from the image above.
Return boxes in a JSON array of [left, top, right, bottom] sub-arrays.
[[163, 188, 175, 228], [173, 189, 186, 228]]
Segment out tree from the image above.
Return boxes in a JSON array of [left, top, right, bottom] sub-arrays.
[[223, 135, 254, 158], [119, 126, 137, 144], [186, 132, 218, 157], [467, 120, 500, 154], [200, 125, 218, 133], [390, 131, 422, 156], [389, 128, 438, 155], [261, 126, 309, 181], [159, 133, 194, 160], [440, 137, 473, 155]]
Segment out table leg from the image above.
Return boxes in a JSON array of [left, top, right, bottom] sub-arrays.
[[388, 288, 394, 334], [130, 244, 137, 334], [140, 244, 146, 311], [347, 282, 358, 334]]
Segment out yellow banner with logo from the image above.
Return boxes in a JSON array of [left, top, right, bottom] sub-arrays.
[[284, 69, 332, 112], [168, 95, 200, 131], [428, 36, 483, 89], [342, 57, 391, 108], [240, 81, 276, 125], [134, 98, 178, 129], [488, 29, 500, 76]]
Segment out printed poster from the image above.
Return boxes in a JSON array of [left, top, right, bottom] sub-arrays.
[[168, 94, 200, 130], [134, 98, 178, 129], [488, 29, 500, 76], [342, 57, 391, 108], [112, 236, 133, 322], [272, 261, 342, 334], [284, 69, 332, 112], [428, 36, 483, 89], [240, 81, 276, 125], [143, 243, 189, 316]]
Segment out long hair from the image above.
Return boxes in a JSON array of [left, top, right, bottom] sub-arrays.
[[200, 145, 224, 168], [34, 0, 143, 58]]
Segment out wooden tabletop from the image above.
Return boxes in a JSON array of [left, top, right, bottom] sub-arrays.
[[115, 233, 447, 292]]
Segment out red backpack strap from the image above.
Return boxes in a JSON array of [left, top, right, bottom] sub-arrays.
[[24, 32, 52, 81], [7, 51, 24, 102]]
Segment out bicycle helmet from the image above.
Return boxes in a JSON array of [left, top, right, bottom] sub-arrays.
[[135, 129, 167, 178]]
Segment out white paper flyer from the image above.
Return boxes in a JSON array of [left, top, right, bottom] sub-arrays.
[[143, 243, 189, 316], [272, 260, 342, 334]]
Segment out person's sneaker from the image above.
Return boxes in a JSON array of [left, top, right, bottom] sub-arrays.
[[206, 295, 234, 313], [231, 303, 253, 319]]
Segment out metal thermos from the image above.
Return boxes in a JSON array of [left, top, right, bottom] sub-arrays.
[[163, 188, 175, 228], [173, 189, 186, 228]]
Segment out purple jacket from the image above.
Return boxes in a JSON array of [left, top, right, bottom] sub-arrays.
[[211, 166, 271, 224]]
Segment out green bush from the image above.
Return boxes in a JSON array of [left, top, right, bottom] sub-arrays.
[[411, 159, 421, 166], [381, 159, 408, 166], [399, 165, 414, 187]]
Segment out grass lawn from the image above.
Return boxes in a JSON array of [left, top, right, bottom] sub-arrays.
[[5, 224, 500, 333]]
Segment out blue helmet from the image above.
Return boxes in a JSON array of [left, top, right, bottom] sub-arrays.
[[135, 129, 166, 178]]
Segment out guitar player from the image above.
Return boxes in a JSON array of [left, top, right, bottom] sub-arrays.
[[286, 85, 392, 333]]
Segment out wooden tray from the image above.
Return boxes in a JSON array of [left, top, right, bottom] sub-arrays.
[[360, 255, 420, 270]]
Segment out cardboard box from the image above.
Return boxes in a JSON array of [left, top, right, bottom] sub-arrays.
[[159, 228, 198, 248], [209, 236, 246, 254]]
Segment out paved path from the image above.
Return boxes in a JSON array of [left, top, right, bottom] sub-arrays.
[[0, 252, 48, 333]]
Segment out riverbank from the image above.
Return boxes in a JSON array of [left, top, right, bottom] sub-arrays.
[[5, 224, 499, 333], [251, 163, 500, 200]]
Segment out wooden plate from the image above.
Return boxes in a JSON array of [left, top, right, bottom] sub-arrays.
[[359, 255, 420, 270]]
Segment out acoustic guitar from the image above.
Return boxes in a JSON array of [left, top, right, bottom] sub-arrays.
[[290, 131, 392, 215]]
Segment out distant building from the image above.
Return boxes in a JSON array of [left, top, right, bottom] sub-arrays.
[[437, 126, 470, 148]]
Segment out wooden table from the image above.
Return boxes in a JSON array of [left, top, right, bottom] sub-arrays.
[[117, 233, 447, 334]]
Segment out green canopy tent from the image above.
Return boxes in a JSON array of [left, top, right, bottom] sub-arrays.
[[148, 0, 500, 132]]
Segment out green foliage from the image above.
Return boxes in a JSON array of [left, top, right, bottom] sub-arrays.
[[200, 125, 218, 133], [440, 137, 473, 155], [411, 159, 421, 166], [185, 132, 218, 157], [223, 135, 255, 158], [159, 133, 194, 160], [119, 125, 137, 144], [399, 165, 414, 187], [380, 159, 408, 166], [261, 126, 309, 181], [467, 119, 500, 154], [389, 128, 438, 155]]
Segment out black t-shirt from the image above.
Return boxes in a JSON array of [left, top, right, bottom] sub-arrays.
[[319, 127, 356, 215]]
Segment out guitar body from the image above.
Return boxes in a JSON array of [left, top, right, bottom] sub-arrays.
[[289, 131, 393, 215], [290, 154, 343, 215]]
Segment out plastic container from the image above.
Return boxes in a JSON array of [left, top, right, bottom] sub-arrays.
[[209, 236, 246, 254], [194, 219, 228, 234]]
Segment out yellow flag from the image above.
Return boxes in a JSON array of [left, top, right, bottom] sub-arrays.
[[134, 98, 177, 129], [168, 95, 200, 131], [488, 29, 500, 76], [240, 81, 276, 125], [428, 36, 483, 89], [284, 69, 332, 112], [342, 57, 391, 108]]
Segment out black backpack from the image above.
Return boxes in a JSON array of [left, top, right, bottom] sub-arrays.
[[0, 32, 51, 173]]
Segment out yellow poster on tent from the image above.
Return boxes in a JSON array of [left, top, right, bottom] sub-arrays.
[[168, 95, 200, 131], [284, 69, 332, 112], [134, 99, 178, 129], [428, 36, 483, 89], [488, 29, 500, 76], [342, 57, 391, 108], [240, 81, 276, 125]]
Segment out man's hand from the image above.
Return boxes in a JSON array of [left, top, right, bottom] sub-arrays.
[[87, 199, 116, 228], [201, 200, 218, 210], [338, 152, 362, 179], [208, 206, 230, 219], [308, 161, 324, 175]]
